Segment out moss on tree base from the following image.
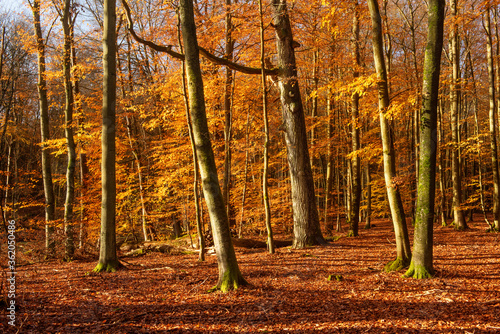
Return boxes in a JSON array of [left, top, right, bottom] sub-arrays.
[[403, 262, 433, 279], [209, 271, 248, 293], [93, 260, 123, 273], [384, 257, 409, 272]]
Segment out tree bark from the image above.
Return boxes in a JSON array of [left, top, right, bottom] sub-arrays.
[[94, 0, 121, 272], [404, 0, 446, 279], [270, 0, 325, 248], [180, 0, 246, 291], [222, 0, 233, 223], [30, 0, 56, 254], [367, 0, 411, 271], [259, 0, 274, 254], [348, 0, 361, 237], [484, 4, 500, 230], [176, 11, 205, 261], [61, 0, 77, 260], [449, 0, 467, 230]]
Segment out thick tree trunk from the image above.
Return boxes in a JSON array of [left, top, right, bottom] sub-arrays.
[[485, 5, 500, 230], [404, 0, 446, 279], [31, 0, 56, 254], [62, 0, 76, 260], [94, 0, 121, 272], [270, 0, 325, 248], [449, 0, 467, 230], [180, 0, 245, 291], [367, 0, 411, 271]]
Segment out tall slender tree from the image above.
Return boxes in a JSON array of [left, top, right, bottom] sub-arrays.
[[449, 0, 467, 230], [259, 0, 274, 254], [348, 0, 362, 237], [367, 0, 411, 271], [94, 0, 121, 272], [59, 0, 77, 260], [484, 3, 500, 231], [179, 0, 246, 291], [29, 0, 56, 254], [404, 0, 446, 279]]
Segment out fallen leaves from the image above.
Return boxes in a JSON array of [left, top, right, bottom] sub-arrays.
[[2, 219, 500, 333]]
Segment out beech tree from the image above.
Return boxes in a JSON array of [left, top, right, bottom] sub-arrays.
[[367, 0, 411, 271], [94, 0, 121, 272], [179, 0, 246, 291], [29, 0, 56, 254], [270, 0, 325, 248], [404, 0, 446, 279], [448, 0, 466, 230]]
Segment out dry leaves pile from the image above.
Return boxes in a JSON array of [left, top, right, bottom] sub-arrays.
[[3, 219, 500, 333]]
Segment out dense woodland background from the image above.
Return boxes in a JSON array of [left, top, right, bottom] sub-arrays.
[[0, 0, 499, 276]]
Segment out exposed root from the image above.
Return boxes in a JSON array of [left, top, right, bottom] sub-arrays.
[[383, 257, 409, 272], [403, 262, 433, 279], [93, 260, 123, 273], [209, 270, 248, 293]]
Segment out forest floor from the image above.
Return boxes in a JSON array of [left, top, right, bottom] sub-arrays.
[[2, 218, 500, 333]]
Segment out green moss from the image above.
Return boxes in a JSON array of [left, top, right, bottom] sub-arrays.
[[384, 257, 409, 272], [93, 260, 122, 273], [403, 262, 433, 279], [208, 269, 248, 293], [346, 231, 358, 237]]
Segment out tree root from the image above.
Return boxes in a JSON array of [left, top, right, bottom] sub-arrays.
[[403, 262, 433, 279], [209, 270, 248, 293], [93, 260, 123, 273], [383, 257, 409, 272]]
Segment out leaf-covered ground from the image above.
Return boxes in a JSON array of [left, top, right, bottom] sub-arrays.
[[3, 219, 500, 333]]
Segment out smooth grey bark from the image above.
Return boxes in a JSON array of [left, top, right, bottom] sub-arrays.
[[484, 5, 500, 231], [222, 0, 233, 221], [176, 13, 205, 261], [259, 0, 274, 254], [449, 0, 467, 230], [367, 0, 411, 271], [61, 0, 76, 260], [180, 0, 245, 291], [404, 0, 446, 279], [30, 0, 56, 254], [348, 0, 361, 237], [270, 0, 325, 248], [324, 86, 334, 232], [94, 0, 121, 272]]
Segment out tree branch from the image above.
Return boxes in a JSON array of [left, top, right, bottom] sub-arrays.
[[120, 0, 278, 76]]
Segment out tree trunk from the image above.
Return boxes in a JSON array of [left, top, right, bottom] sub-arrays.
[[62, 0, 76, 260], [348, 0, 361, 237], [484, 5, 500, 230], [324, 86, 334, 233], [449, 0, 466, 230], [94, 0, 121, 272], [176, 13, 205, 261], [367, 0, 411, 271], [222, 0, 233, 222], [180, 0, 245, 291], [259, 0, 274, 254], [30, 0, 56, 254], [270, 0, 325, 248], [364, 163, 372, 229], [404, 0, 446, 279]]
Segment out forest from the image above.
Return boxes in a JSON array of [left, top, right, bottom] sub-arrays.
[[1, 0, 500, 332]]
